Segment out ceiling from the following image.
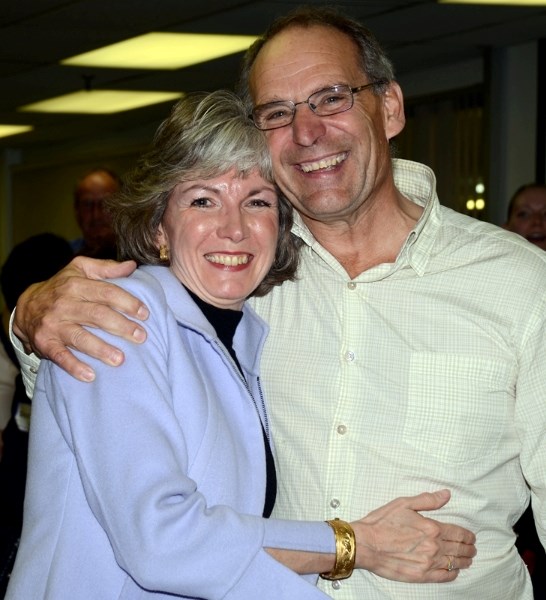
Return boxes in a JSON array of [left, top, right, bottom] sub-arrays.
[[2, 0, 546, 168]]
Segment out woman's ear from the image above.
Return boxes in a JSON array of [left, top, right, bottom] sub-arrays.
[[382, 81, 405, 140], [156, 224, 167, 249]]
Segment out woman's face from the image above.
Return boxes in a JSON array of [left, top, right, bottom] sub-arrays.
[[157, 167, 279, 310]]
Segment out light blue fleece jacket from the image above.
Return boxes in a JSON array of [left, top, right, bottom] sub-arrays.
[[7, 265, 333, 599]]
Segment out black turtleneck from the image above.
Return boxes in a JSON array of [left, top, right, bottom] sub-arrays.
[[185, 287, 277, 518]]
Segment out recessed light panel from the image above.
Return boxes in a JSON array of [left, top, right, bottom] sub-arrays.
[[18, 90, 183, 114], [0, 124, 33, 139], [61, 32, 258, 70]]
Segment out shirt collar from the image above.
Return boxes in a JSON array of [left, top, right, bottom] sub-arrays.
[[291, 159, 440, 277]]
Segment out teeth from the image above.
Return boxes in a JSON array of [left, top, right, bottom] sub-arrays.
[[301, 153, 346, 173], [206, 254, 249, 266]]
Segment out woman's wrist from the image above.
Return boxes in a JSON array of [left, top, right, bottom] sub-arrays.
[[319, 519, 356, 580]]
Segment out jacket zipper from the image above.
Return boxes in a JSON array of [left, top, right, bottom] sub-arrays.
[[214, 340, 270, 442]]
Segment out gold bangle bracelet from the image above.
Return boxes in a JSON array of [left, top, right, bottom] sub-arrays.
[[320, 518, 356, 581]]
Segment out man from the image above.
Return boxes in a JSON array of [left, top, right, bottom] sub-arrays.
[[71, 168, 120, 259], [12, 6, 546, 598], [504, 183, 546, 250]]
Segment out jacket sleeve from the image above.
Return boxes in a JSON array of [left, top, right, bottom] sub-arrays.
[[38, 279, 333, 600]]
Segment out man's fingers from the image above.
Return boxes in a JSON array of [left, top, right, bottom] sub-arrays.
[[48, 345, 96, 383], [72, 298, 147, 342], [57, 269, 149, 324], [13, 257, 149, 379], [45, 325, 134, 382], [89, 282, 150, 324], [78, 259, 150, 321], [73, 257, 137, 281]]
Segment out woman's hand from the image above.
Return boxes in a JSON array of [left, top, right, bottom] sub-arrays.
[[352, 489, 476, 582]]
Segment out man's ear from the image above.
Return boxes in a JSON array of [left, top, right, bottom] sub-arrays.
[[383, 81, 405, 140]]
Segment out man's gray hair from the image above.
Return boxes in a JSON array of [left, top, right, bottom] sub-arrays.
[[237, 5, 395, 111]]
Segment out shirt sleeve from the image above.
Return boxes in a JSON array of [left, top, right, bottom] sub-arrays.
[[515, 295, 546, 551], [9, 308, 39, 400]]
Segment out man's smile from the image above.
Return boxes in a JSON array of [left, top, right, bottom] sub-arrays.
[[300, 152, 347, 173]]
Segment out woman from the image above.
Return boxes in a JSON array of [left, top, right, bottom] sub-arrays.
[[6, 91, 365, 599]]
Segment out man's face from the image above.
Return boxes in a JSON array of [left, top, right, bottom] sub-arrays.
[[505, 188, 546, 251], [249, 25, 404, 227], [74, 171, 118, 249]]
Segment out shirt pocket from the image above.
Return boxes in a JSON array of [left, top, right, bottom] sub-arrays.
[[403, 352, 512, 465]]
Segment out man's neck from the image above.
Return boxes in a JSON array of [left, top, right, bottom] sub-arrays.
[[303, 191, 423, 279]]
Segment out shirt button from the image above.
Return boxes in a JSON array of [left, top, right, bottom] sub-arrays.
[[330, 498, 340, 509], [30, 366, 38, 374], [344, 350, 355, 362], [332, 580, 342, 590], [337, 424, 347, 435], [347, 282, 356, 290]]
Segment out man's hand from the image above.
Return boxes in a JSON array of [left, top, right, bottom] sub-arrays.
[[352, 489, 476, 583], [13, 256, 149, 382]]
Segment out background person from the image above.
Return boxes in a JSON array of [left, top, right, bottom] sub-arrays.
[[71, 167, 120, 259], [0, 233, 73, 597], [503, 183, 546, 250]]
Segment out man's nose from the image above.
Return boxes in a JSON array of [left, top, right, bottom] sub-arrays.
[[290, 103, 327, 147]]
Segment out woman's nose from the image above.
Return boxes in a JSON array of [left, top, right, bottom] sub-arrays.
[[217, 210, 247, 241]]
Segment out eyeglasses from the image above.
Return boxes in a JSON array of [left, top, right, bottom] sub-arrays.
[[250, 80, 388, 131]]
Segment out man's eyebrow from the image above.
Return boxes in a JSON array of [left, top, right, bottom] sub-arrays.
[[256, 82, 348, 105], [255, 94, 290, 105]]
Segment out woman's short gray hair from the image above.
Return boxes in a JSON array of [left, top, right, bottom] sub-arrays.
[[109, 89, 300, 296]]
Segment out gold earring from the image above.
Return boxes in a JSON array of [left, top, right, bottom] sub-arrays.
[[159, 245, 169, 261]]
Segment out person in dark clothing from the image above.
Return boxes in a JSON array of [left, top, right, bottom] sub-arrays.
[[0, 233, 73, 597]]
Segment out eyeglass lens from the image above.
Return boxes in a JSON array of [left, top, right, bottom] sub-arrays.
[[253, 85, 354, 130]]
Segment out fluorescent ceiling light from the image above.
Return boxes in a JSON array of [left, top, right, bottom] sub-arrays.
[[0, 124, 33, 139], [61, 32, 258, 70], [439, 0, 546, 4], [18, 90, 183, 114]]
